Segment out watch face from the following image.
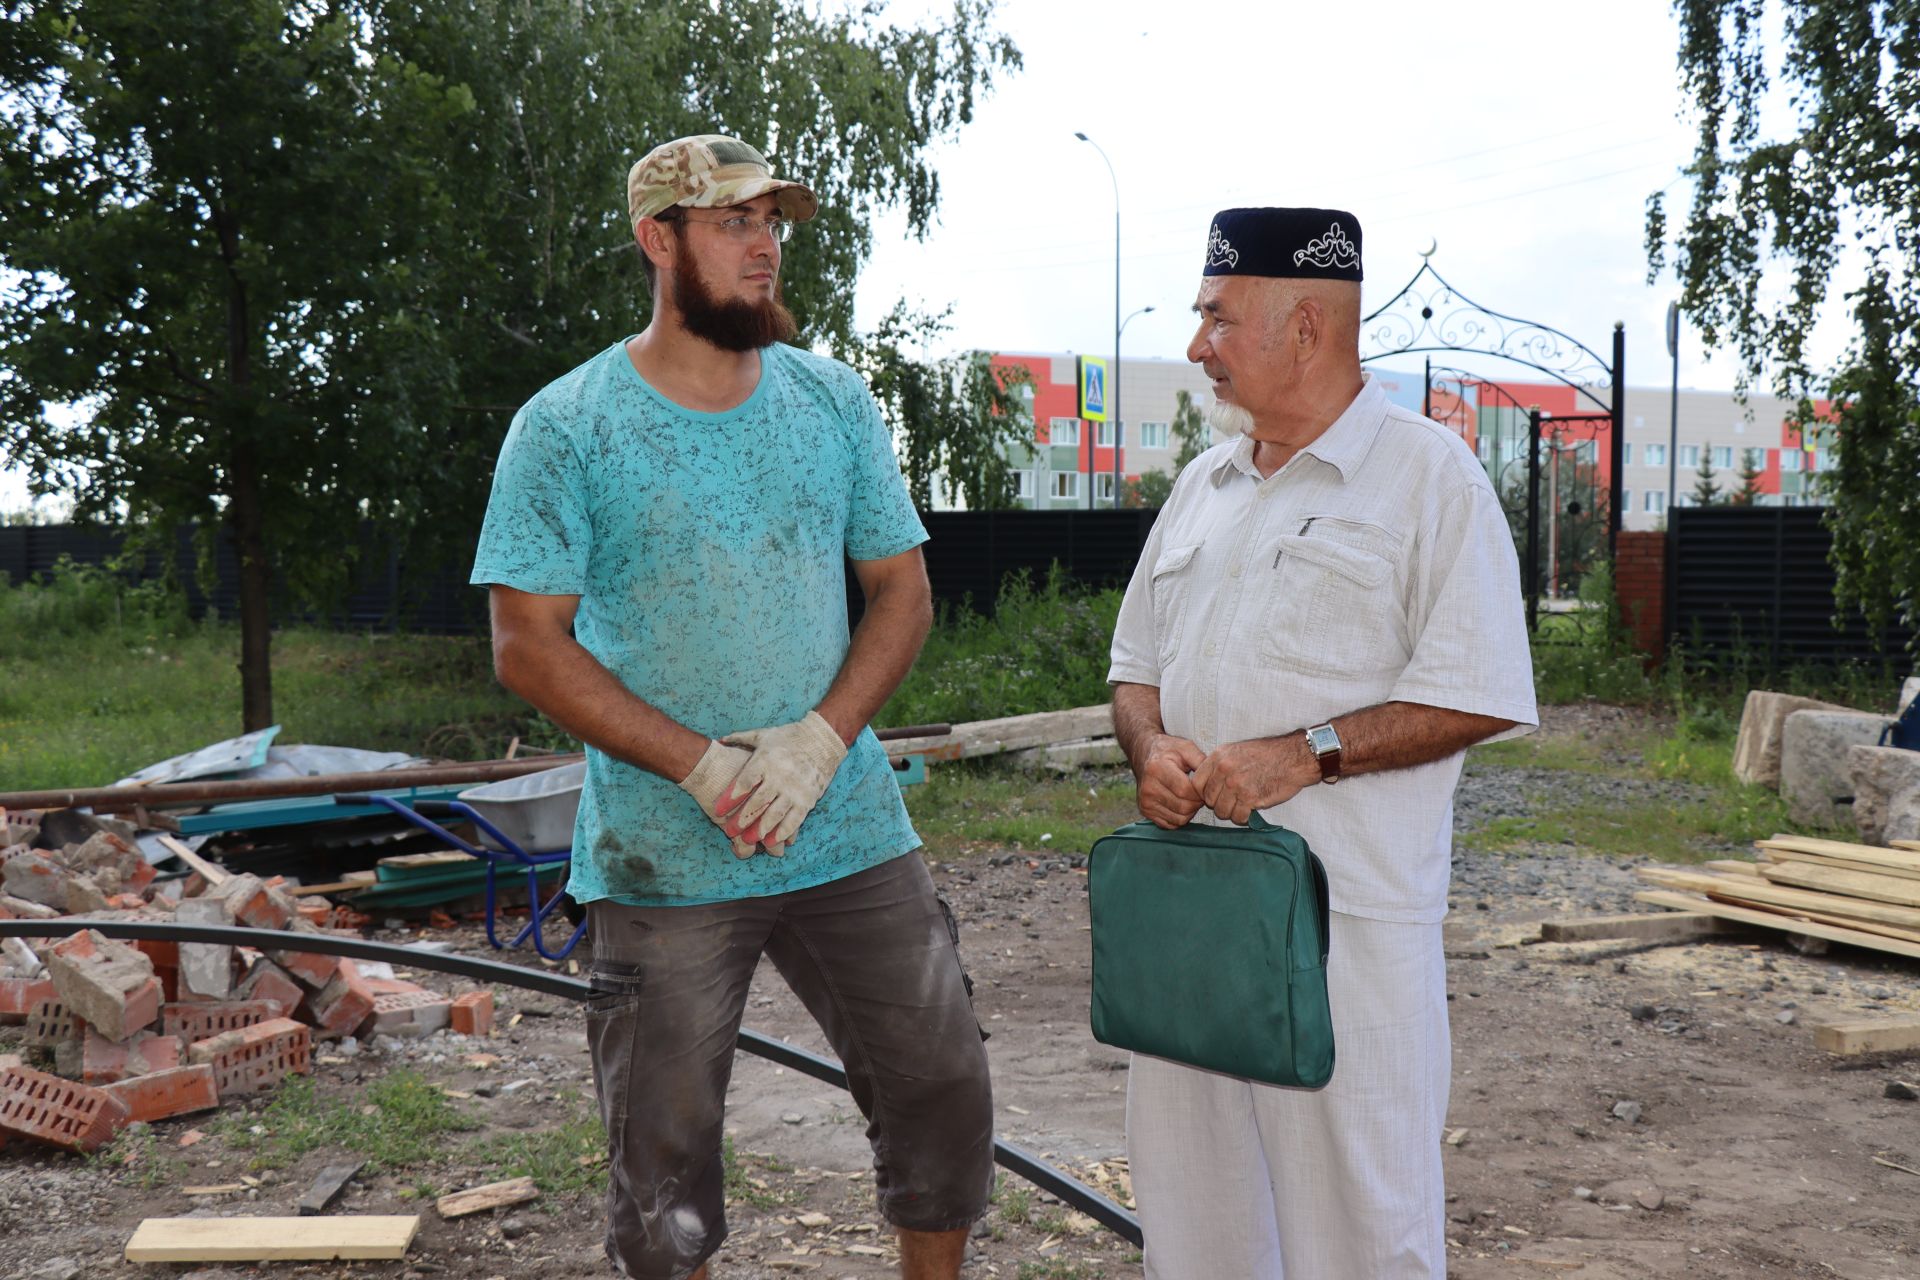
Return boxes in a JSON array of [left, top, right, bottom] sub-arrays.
[[1306, 724, 1339, 755]]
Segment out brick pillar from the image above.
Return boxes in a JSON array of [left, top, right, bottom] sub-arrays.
[[1614, 531, 1667, 660]]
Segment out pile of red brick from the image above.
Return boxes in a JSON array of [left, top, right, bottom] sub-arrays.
[[1, 822, 494, 1155]]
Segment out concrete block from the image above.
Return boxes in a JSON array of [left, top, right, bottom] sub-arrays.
[[357, 990, 452, 1040], [0, 1063, 129, 1153], [59, 831, 144, 885], [188, 1016, 311, 1096], [61, 872, 111, 916], [1, 848, 76, 909], [2, 935, 43, 976], [24, 997, 76, 1047], [234, 959, 305, 1017], [0, 976, 58, 1025], [0, 893, 60, 920], [1781, 709, 1895, 826], [449, 991, 493, 1037], [42, 930, 161, 1042], [161, 999, 278, 1042], [80, 1026, 182, 1084], [305, 961, 374, 1040], [174, 897, 236, 1001], [102, 1063, 218, 1123], [1849, 744, 1920, 846], [1733, 691, 1852, 789]]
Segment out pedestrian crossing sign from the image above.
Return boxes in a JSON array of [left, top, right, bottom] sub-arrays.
[[1077, 356, 1108, 422]]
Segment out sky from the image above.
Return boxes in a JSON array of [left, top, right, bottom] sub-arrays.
[[1, 0, 1863, 516], [849, 0, 1858, 396]]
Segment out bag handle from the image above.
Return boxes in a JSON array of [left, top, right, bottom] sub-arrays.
[[1244, 811, 1277, 832]]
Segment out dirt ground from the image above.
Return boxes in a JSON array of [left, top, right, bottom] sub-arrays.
[[4, 709, 1920, 1279]]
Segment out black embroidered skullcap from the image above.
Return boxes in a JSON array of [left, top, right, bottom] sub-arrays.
[[1202, 208, 1363, 281]]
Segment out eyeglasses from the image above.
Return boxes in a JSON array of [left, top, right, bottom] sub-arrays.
[[671, 212, 794, 243]]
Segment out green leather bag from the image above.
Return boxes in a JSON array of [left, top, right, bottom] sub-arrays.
[[1088, 812, 1335, 1089]]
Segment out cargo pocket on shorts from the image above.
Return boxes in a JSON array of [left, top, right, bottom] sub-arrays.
[[584, 960, 646, 1131], [936, 893, 990, 1043]]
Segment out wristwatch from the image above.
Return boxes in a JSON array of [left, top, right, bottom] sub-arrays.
[[1304, 722, 1343, 785]]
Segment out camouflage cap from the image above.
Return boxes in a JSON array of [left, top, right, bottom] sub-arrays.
[[626, 134, 819, 228]]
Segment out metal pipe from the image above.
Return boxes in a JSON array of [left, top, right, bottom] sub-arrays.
[[1526, 408, 1542, 633], [1, 725, 954, 814], [0, 917, 1142, 1244]]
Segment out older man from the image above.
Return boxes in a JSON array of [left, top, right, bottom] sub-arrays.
[[1107, 207, 1538, 1278], [472, 135, 991, 1280]]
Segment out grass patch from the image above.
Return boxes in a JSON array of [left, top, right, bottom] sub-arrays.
[[1457, 792, 1796, 863], [722, 1136, 796, 1210], [92, 1123, 184, 1191], [218, 1072, 480, 1173], [463, 1110, 608, 1197], [903, 760, 1140, 859], [1017, 1263, 1104, 1280], [992, 1175, 1033, 1225]]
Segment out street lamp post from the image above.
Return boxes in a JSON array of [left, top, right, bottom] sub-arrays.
[[1116, 305, 1155, 505], [1076, 132, 1119, 511]]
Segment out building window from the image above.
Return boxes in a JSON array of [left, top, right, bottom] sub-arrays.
[[1095, 473, 1116, 502], [1644, 489, 1666, 513], [1096, 420, 1122, 447], [1633, 415, 1645, 429], [1814, 449, 1833, 471], [1712, 446, 1734, 469], [1049, 417, 1080, 446], [1780, 449, 1802, 473], [1741, 448, 1763, 470], [1677, 444, 1700, 468], [1015, 470, 1034, 501], [1643, 443, 1668, 468], [1138, 421, 1170, 449], [1621, 443, 1633, 465], [1622, 488, 1633, 511], [1674, 492, 1695, 508], [1050, 471, 1079, 500], [1574, 440, 1597, 464], [1477, 435, 1492, 462]]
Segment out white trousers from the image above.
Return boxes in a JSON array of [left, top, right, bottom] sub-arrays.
[[1126, 912, 1450, 1280]]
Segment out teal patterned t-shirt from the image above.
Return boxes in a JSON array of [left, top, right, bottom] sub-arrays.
[[470, 339, 927, 906]]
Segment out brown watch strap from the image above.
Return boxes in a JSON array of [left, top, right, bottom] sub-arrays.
[[1315, 743, 1342, 784]]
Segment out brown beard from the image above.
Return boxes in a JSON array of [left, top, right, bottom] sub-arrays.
[[672, 250, 798, 352]]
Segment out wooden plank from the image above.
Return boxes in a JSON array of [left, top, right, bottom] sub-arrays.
[[1537, 912, 1734, 943], [1633, 890, 1920, 961], [297, 1159, 365, 1216], [1756, 836, 1920, 874], [435, 1176, 539, 1219], [291, 872, 377, 897], [884, 705, 1114, 763], [1637, 867, 1920, 931], [1761, 849, 1920, 883], [1813, 1016, 1920, 1056], [124, 1215, 419, 1262], [1895, 840, 1920, 853], [158, 834, 229, 886], [1703, 860, 1765, 877], [1758, 861, 1920, 908], [1705, 895, 1920, 945]]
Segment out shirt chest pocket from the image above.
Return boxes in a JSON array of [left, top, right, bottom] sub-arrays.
[[1150, 542, 1204, 667], [1262, 520, 1410, 678]]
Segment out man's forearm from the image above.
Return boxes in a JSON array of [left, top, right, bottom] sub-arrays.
[[814, 579, 932, 746], [1268, 701, 1516, 783], [1111, 681, 1169, 773], [496, 631, 708, 782]]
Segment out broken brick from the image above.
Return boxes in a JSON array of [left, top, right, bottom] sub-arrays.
[[268, 945, 339, 990], [1, 849, 75, 910], [364, 977, 431, 998], [188, 1017, 311, 1096], [176, 897, 236, 1000], [357, 989, 452, 1040], [295, 901, 329, 926], [0, 976, 57, 1024], [0, 1064, 129, 1153], [81, 1026, 182, 1084], [449, 991, 493, 1037], [162, 999, 279, 1042], [208, 873, 294, 932], [304, 961, 374, 1040], [24, 997, 76, 1047], [234, 959, 304, 1017], [42, 930, 160, 1042], [102, 1064, 218, 1124], [133, 938, 180, 970], [0, 893, 59, 920]]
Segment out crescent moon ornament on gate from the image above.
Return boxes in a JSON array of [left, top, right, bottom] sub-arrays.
[[1419, 237, 1438, 259]]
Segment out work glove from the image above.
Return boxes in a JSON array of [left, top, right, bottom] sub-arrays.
[[677, 740, 760, 859], [720, 710, 849, 854]]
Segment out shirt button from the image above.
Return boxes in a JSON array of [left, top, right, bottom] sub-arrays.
[[1205, 642, 1218, 656], [1230, 563, 1243, 578]]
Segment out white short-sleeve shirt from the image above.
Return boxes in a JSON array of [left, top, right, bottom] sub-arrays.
[[1108, 374, 1538, 922]]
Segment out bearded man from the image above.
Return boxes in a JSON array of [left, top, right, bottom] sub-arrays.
[[471, 134, 992, 1280], [1106, 207, 1538, 1278]]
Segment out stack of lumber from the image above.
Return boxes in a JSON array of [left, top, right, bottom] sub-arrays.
[[1636, 834, 1920, 960]]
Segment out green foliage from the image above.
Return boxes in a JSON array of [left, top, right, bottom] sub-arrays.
[[1690, 442, 1723, 506], [1731, 447, 1765, 505], [0, 555, 188, 647], [1649, 0, 1920, 654], [904, 761, 1140, 858], [851, 304, 1034, 510], [878, 568, 1123, 727], [464, 1110, 608, 1197], [721, 1135, 795, 1210], [1170, 389, 1210, 471], [1122, 468, 1173, 509], [0, 0, 1021, 727], [220, 1073, 479, 1173]]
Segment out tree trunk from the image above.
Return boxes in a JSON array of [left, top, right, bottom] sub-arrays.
[[217, 206, 273, 730]]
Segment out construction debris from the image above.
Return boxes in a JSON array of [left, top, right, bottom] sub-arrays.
[[434, 1175, 540, 1219], [0, 807, 499, 1157], [123, 1214, 420, 1263]]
